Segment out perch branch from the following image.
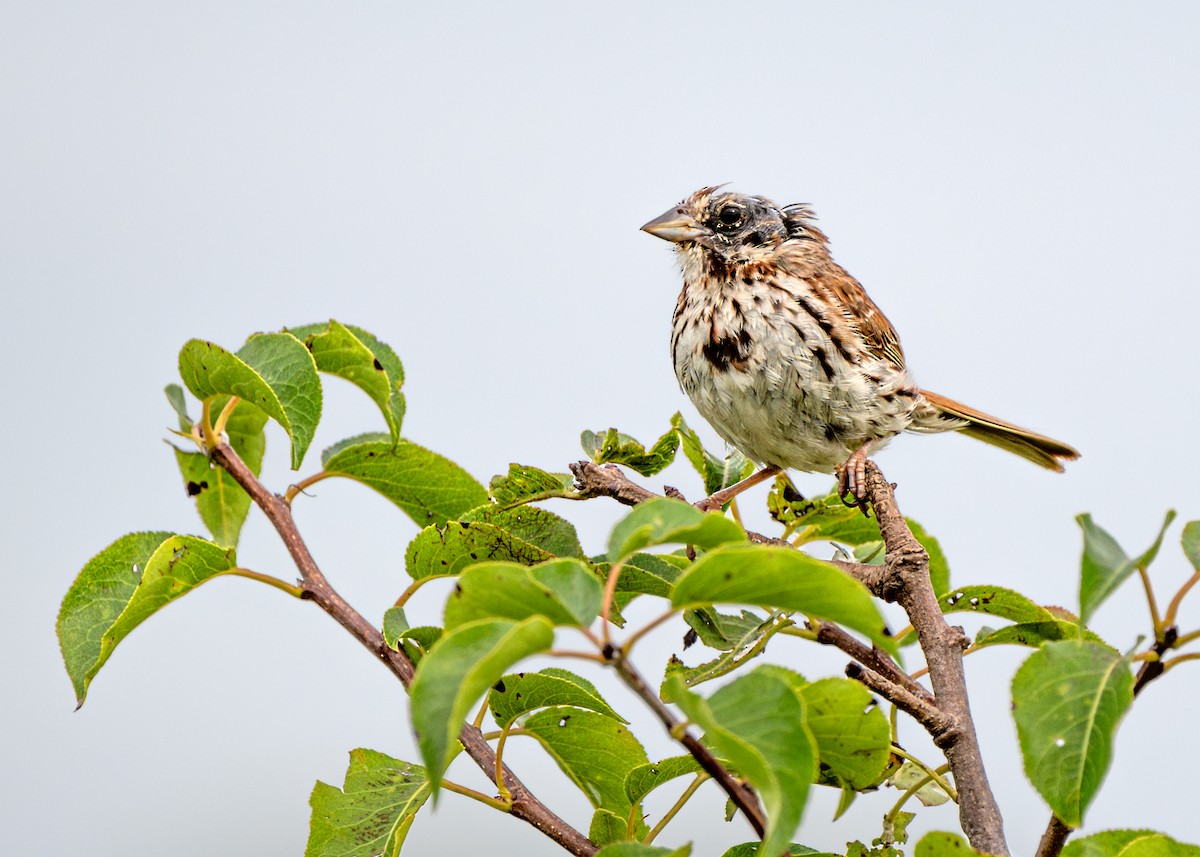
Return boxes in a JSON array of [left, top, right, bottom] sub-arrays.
[[860, 462, 1007, 855], [574, 457, 1009, 855], [210, 443, 597, 857]]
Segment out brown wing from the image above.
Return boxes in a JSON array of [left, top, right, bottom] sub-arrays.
[[814, 264, 906, 369]]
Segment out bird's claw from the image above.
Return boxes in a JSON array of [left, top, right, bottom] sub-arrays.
[[836, 451, 872, 516]]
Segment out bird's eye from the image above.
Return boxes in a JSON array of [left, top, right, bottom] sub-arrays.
[[715, 204, 745, 229]]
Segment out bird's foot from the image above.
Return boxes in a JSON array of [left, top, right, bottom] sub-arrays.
[[836, 449, 872, 515]]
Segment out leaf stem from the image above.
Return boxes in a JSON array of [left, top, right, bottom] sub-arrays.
[[1173, 628, 1200, 648], [199, 398, 218, 449], [473, 694, 491, 729], [621, 607, 680, 656], [285, 470, 332, 504], [211, 395, 241, 439], [1163, 652, 1200, 672], [889, 746, 957, 802], [223, 567, 306, 598], [546, 649, 609, 663], [643, 773, 709, 844], [493, 724, 514, 803], [392, 576, 435, 610], [441, 778, 513, 811], [1163, 571, 1200, 628], [883, 763, 952, 837], [599, 559, 626, 646], [1137, 565, 1164, 636]]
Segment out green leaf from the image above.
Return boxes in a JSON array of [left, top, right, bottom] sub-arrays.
[[523, 707, 650, 815], [720, 845, 831, 857], [941, 585, 1056, 623], [589, 808, 632, 848], [1063, 830, 1200, 857], [1012, 640, 1134, 826], [667, 666, 817, 857], [323, 437, 488, 527], [771, 484, 949, 595], [490, 464, 577, 507], [178, 332, 321, 469], [889, 761, 952, 807], [489, 667, 625, 727], [606, 552, 686, 600], [799, 678, 891, 790], [289, 320, 406, 441], [58, 532, 237, 706], [671, 412, 754, 495], [1079, 511, 1175, 627], [396, 628, 442, 667], [444, 559, 602, 629], [582, 425, 680, 476], [607, 497, 746, 562], [671, 543, 896, 655], [405, 521, 554, 582], [683, 607, 768, 652], [975, 620, 1106, 650], [381, 606, 443, 665], [1182, 521, 1200, 571], [595, 844, 692, 857], [409, 617, 554, 789], [462, 504, 585, 559], [172, 397, 268, 548], [624, 755, 704, 805], [164, 383, 192, 430], [305, 749, 431, 857], [382, 607, 409, 649], [913, 831, 985, 856]]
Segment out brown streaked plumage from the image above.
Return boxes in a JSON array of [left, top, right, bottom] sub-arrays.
[[642, 186, 1078, 504]]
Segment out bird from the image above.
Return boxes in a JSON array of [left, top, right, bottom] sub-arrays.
[[641, 186, 1078, 508]]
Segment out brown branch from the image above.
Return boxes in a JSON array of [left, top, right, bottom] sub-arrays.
[[861, 462, 1007, 855], [1034, 816, 1073, 857], [575, 457, 1009, 854], [845, 663, 952, 736], [211, 443, 596, 857], [572, 461, 875, 579], [607, 650, 767, 838], [815, 622, 934, 704]]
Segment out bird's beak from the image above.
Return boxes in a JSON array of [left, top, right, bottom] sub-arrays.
[[641, 206, 704, 244]]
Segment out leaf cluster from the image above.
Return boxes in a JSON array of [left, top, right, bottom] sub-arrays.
[[56, 323, 1200, 857]]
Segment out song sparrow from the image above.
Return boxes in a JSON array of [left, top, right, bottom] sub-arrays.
[[642, 186, 1078, 506]]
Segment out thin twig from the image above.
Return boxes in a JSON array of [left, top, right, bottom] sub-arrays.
[[607, 651, 767, 838], [210, 443, 597, 857], [620, 607, 681, 656]]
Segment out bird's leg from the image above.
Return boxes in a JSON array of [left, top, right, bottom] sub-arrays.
[[837, 442, 879, 510], [694, 464, 782, 513]]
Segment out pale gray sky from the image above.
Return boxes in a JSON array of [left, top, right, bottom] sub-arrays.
[[5, 3, 1200, 854]]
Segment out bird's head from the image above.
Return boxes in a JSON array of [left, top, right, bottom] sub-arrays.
[[641, 186, 825, 270]]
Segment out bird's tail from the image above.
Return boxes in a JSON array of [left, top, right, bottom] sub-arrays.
[[912, 389, 1080, 472]]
